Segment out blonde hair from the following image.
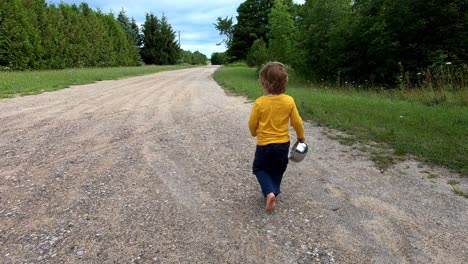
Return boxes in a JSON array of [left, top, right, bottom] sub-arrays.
[[259, 62, 288, 94]]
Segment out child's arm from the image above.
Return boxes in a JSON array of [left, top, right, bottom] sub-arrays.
[[290, 102, 305, 142], [248, 102, 260, 137]]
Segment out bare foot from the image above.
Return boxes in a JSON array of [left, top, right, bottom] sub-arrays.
[[266, 193, 276, 212]]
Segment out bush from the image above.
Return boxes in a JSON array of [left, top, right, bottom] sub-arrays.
[[246, 39, 269, 68], [211, 52, 229, 65]]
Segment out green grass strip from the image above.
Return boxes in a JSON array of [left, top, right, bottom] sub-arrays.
[[0, 65, 194, 98], [213, 66, 468, 176]]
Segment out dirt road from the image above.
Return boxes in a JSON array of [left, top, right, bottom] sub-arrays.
[[1, 66, 467, 263]]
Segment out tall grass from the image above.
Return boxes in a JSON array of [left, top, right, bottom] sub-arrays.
[[0, 65, 194, 98], [400, 64, 467, 91], [213, 66, 468, 176]]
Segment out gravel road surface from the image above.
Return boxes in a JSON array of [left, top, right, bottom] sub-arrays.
[[1, 66, 467, 263]]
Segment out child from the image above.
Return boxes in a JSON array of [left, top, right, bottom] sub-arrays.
[[248, 62, 305, 212]]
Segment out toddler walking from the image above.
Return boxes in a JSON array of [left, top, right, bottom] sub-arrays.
[[248, 62, 305, 212]]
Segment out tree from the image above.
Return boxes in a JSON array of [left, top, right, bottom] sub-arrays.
[[117, 9, 140, 46], [140, 13, 160, 64], [268, 0, 296, 65], [140, 13, 179, 65], [158, 15, 179, 65], [228, 0, 275, 61], [246, 38, 269, 68], [211, 52, 229, 65], [214, 16, 234, 48], [296, 0, 353, 81], [180, 50, 207, 65], [0, 1, 139, 70], [117, 9, 142, 64], [342, 0, 468, 85], [0, 0, 38, 70]]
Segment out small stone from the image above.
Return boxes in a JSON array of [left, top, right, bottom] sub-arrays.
[[77, 250, 84, 256]]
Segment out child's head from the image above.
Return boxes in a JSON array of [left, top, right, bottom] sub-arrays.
[[259, 62, 288, 94]]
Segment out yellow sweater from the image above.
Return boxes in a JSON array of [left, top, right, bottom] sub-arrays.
[[248, 94, 305, 146]]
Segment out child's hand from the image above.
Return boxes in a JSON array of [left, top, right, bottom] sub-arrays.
[[298, 137, 305, 143]]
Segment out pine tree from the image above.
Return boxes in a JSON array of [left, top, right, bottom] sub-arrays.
[[140, 13, 179, 65], [0, 0, 37, 70], [141, 13, 161, 65], [158, 15, 179, 65]]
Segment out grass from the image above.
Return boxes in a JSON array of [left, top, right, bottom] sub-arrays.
[[453, 188, 468, 198], [213, 66, 468, 176], [447, 180, 460, 185], [0, 65, 194, 98]]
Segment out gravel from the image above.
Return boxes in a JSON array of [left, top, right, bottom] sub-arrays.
[[0, 66, 467, 263]]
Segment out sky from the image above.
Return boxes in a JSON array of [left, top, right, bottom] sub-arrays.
[[47, 0, 305, 57]]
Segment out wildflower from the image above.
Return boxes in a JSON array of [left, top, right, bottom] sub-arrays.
[[446, 62, 452, 65]]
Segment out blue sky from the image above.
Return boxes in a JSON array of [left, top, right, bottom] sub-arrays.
[[47, 0, 305, 57]]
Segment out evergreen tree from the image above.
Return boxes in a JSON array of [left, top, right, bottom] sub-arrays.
[[130, 18, 142, 47], [140, 13, 179, 65], [118, 9, 141, 47], [158, 15, 179, 65], [0, 0, 36, 70], [141, 13, 161, 65]]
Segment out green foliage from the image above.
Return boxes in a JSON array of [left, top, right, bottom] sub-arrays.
[[211, 52, 229, 65], [0, 1, 140, 70], [222, 0, 467, 88], [214, 66, 468, 176], [310, 0, 468, 86], [246, 39, 269, 68], [297, 0, 352, 81], [0, 0, 38, 70], [268, 0, 296, 65], [140, 14, 180, 65], [117, 9, 142, 64], [214, 16, 234, 48], [228, 0, 275, 61], [180, 50, 207, 65]]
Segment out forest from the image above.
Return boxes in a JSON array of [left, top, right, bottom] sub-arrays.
[[0, 0, 207, 71], [214, 0, 468, 88]]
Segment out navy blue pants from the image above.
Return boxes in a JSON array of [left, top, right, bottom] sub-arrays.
[[252, 142, 290, 196]]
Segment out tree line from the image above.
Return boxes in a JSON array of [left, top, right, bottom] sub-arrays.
[[0, 0, 206, 71], [214, 0, 467, 87]]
